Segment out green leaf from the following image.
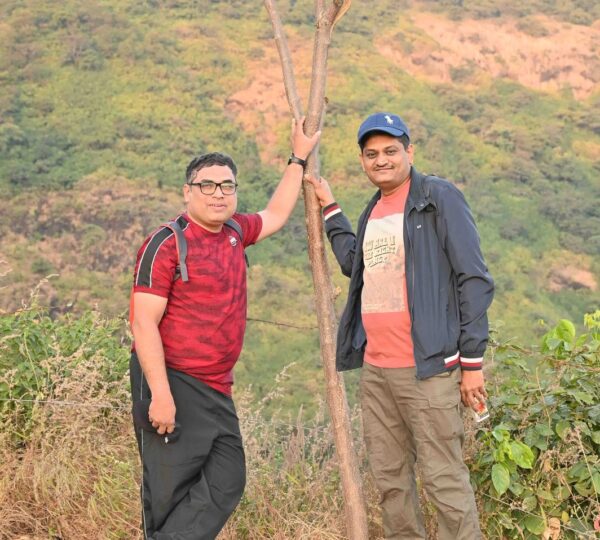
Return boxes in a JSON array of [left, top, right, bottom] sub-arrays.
[[574, 421, 592, 436], [497, 512, 514, 529], [524, 515, 546, 534], [509, 482, 524, 496], [556, 319, 576, 343], [574, 481, 593, 496], [533, 435, 548, 451], [570, 391, 594, 404], [492, 463, 510, 495], [568, 461, 589, 481], [503, 395, 521, 405], [592, 472, 600, 495], [553, 485, 570, 500], [535, 423, 553, 436], [589, 405, 600, 423], [537, 489, 554, 500], [592, 431, 600, 444], [544, 336, 562, 351], [492, 427, 508, 442], [555, 420, 570, 440], [522, 495, 537, 511], [510, 441, 534, 469]]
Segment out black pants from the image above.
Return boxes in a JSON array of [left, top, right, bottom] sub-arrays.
[[130, 353, 246, 540]]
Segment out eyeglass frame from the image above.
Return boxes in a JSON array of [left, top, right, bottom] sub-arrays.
[[187, 180, 238, 196]]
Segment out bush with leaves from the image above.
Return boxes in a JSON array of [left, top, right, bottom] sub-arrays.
[[0, 287, 130, 442], [472, 313, 600, 538]]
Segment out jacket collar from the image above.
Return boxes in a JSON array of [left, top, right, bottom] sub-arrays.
[[407, 167, 431, 213]]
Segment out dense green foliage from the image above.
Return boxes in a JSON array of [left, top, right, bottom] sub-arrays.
[[0, 295, 129, 440], [0, 0, 600, 346], [471, 312, 600, 537]]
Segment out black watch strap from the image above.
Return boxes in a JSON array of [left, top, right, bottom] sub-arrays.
[[287, 153, 307, 168]]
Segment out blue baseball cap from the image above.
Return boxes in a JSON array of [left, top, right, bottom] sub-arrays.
[[357, 112, 410, 145]]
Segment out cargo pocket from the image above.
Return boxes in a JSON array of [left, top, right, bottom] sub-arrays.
[[425, 393, 463, 440]]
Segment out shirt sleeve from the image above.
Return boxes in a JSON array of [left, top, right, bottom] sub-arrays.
[[232, 213, 263, 248], [132, 227, 178, 298]]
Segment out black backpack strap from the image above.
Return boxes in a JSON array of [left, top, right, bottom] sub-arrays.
[[164, 218, 189, 282], [224, 217, 249, 267], [224, 217, 243, 240]]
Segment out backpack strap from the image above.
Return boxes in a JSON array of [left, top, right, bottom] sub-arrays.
[[163, 216, 249, 283], [224, 217, 249, 267], [224, 217, 243, 240], [163, 217, 189, 282]]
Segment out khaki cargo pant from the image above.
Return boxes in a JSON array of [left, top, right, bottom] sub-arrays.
[[360, 363, 482, 540]]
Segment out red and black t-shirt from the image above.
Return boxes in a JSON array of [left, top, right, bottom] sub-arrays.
[[132, 212, 262, 396]]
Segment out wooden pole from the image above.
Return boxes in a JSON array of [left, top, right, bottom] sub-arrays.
[[263, 1, 368, 538]]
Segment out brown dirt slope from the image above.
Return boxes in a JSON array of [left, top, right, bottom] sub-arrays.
[[377, 12, 599, 99]]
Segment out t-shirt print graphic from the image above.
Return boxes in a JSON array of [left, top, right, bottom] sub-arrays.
[[362, 213, 407, 314]]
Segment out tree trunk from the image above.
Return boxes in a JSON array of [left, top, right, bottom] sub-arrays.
[[263, 2, 368, 539]]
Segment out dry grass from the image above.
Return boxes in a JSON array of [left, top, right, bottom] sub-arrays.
[[0, 348, 140, 540], [0, 349, 470, 539]]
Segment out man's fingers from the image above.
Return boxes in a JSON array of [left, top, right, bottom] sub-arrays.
[[460, 388, 469, 407], [156, 423, 175, 435]]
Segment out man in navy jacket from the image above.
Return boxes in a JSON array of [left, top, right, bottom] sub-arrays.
[[307, 112, 494, 539]]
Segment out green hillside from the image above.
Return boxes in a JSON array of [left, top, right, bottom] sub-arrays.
[[1, 0, 599, 409]]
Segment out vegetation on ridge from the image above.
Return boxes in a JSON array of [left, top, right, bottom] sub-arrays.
[[1, 298, 598, 538]]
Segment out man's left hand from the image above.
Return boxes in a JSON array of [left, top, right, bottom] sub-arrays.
[[460, 369, 488, 410], [291, 116, 321, 160]]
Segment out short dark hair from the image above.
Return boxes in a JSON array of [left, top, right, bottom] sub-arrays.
[[359, 132, 410, 151], [185, 152, 238, 183]]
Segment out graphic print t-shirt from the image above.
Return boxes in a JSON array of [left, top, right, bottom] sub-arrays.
[[361, 181, 415, 368], [133, 213, 262, 395]]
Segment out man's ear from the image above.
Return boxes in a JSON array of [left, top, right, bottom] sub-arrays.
[[407, 144, 414, 165], [183, 183, 191, 204]]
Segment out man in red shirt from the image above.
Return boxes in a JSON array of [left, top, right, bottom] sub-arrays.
[[130, 118, 320, 540]]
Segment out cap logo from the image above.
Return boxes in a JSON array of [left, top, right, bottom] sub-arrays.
[[384, 115, 394, 125], [229, 236, 238, 247]]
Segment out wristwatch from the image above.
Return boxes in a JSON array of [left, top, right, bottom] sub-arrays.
[[287, 153, 307, 168]]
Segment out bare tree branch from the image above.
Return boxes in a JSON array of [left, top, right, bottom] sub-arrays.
[[264, 0, 303, 121], [264, 1, 368, 539], [332, 0, 352, 31]]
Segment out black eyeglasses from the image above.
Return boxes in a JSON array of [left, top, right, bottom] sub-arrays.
[[188, 180, 238, 195]]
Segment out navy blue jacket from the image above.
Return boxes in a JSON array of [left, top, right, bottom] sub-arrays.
[[325, 168, 494, 379]]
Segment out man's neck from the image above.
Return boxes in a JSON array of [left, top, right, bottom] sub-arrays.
[[381, 175, 410, 197], [184, 212, 223, 233]]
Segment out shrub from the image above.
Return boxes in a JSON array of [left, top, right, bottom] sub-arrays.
[[472, 313, 600, 538], [0, 289, 130, 442]]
